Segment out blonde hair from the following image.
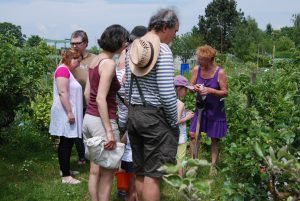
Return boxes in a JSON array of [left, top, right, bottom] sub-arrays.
[[196, 45, 216, 60], [61, 48, 82, 66]]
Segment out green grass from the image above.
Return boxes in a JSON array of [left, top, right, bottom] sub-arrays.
[[0, 126, 225, 201]]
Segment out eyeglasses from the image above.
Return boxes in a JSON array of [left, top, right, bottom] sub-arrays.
[[70, 41, 84, 46]]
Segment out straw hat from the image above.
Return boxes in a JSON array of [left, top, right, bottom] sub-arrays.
[[129, 32, 160, 77]]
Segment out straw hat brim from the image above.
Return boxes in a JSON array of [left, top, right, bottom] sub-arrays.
[[129, 32, 160, 77]]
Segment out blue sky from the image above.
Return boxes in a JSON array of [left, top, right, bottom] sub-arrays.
[[0, 0, 299, 47]]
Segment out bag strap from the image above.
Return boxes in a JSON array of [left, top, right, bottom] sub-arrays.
[[117, 92, 126, 106]]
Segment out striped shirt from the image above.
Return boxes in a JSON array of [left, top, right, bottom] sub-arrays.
[[125, 43, 178, 127], [116, 68, 128, 125]]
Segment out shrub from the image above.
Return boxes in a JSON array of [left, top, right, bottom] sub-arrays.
[[30, 84, 53, 131], [0, 36, 55, 128], [221, 61, 300, 199]]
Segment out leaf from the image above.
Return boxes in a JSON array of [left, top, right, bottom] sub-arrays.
[[162, 174, 182, 188], [277, 146, 288, 159], [187, 158, 210, 167], [269, 146, 276, 160], [193, 180, 212, 194], [178, 183, 188, 192], [182, 178, 194, 186], [284, 93, 292, 101], [254, 142, 264, 158], [186, 166, 198, 177], [157, 164, 178, 174]]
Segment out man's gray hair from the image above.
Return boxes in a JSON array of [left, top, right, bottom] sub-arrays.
[[71, 30, 89, 44], [148, 8, 179, 32]]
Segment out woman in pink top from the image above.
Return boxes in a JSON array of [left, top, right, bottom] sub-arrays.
[[49, 48, 83, 184], [82, 24, 129, 201]]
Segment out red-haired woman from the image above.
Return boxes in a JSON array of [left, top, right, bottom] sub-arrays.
[[49, 48, 83, 184]]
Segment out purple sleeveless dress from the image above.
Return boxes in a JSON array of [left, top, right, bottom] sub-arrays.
[[189, 66, 227, 138]]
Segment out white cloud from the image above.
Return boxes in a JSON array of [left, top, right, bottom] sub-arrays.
[[36, 24, 47, 35], [0, 0, 299, 46]]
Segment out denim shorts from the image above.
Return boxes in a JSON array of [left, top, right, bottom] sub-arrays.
[[121, 161, 134, 173], [127, 105, 179, 178]]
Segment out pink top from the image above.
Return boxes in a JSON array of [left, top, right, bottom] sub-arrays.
[[55, 66, 70, 78]]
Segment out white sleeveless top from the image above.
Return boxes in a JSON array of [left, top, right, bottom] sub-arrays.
[[178, 110, 187, 144], [49, 65, 83, 138]]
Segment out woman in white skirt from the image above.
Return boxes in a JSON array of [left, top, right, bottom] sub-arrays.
[[49, 48, 83, 184]]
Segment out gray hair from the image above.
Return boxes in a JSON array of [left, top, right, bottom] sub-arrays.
[[71, 30, 89, 44], [148, 8, 179, 32]]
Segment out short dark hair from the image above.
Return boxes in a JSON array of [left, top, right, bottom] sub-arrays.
[[97, 24, 129, 52], [129, 26, 147, 42], [71, 30, 89, 44], [148, 8, 179, 32]]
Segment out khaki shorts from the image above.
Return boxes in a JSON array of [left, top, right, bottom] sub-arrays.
[[82, 114, 120, 142], [176, 142, 187, 166]]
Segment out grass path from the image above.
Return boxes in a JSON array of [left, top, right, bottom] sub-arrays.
[[0, 131, 224, 201]]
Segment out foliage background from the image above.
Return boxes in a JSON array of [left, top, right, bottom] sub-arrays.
[[0, 0, 299, 200]]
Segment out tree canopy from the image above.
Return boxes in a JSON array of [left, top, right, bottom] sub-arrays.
[[293, 14, 300, 46], [0, 22, 26, 47], [26, 35, 43, 47], [193, 0, 244, 52], [171, 32, 203, 63]]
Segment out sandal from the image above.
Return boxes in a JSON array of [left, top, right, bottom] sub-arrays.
[[62, 176, 81, 184], [78, 159, 87, 165]]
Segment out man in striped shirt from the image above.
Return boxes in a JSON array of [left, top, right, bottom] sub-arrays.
[[125, 8, 179, 201]]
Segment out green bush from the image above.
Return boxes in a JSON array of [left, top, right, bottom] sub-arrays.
[[221, 61, 300, 200], [30, 84, 53, 131], [0, 35, 55, 128]]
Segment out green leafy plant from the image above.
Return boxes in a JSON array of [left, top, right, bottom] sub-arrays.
[[159, 158, 212, 201], [221, 60, 299, 200], [0, 35, 55, 128], [30, 85, 53, 131], [254, 142, 300, 200]]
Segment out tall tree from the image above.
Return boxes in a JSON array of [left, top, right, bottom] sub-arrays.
[[26, 35, 43, 47], [293, 14, 300, 46], [279, 26, 294, 40], [231, 16, 262, 61], [265, 23, 273, 36], [0, 22, 26, 47], [193, 0, 244, 52], [171, 32, 203, 63], [275, 36, 295, 51]]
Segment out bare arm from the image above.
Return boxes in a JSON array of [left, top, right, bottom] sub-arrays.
[[177, 101, 194, 124], [177, 100, 184, 124], [96, 59, 116, 149], [190, 65, 199, 85], [84, 76, 90, 105], [195, 68, 228, 98], [188, 66, 199, 93], [56, 77, 75, 124]]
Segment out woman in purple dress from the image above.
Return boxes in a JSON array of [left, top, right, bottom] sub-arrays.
[[189, 45, 228, 176]]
